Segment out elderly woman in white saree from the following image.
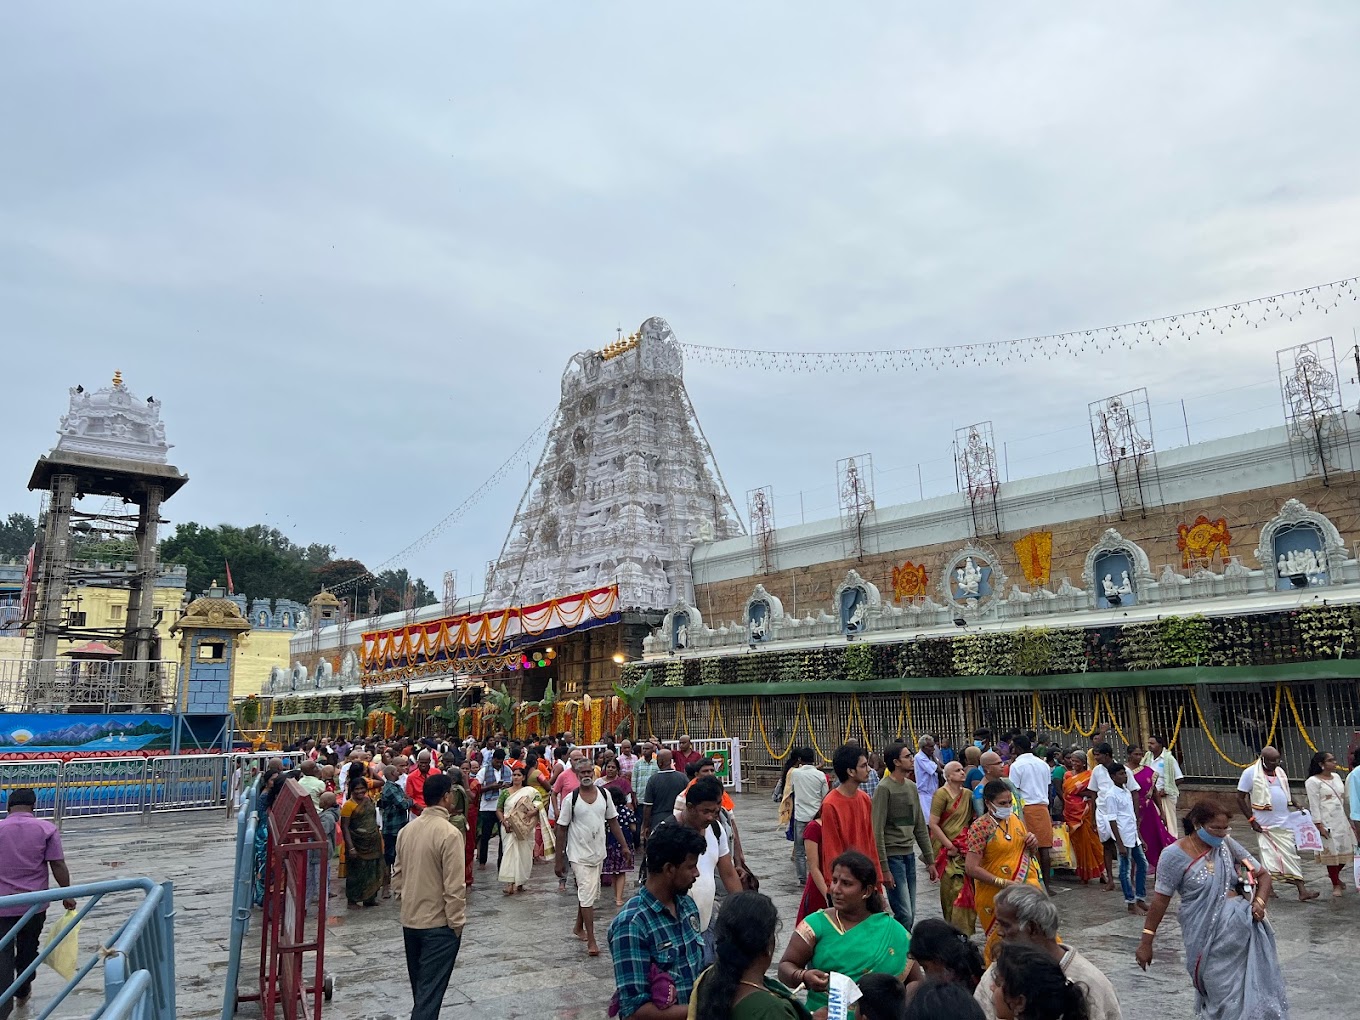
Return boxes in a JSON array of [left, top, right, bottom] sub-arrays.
[[1137, 800, 1287, 1020], [496, 768, 547, 895]]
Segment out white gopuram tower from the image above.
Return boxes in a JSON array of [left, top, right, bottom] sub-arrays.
[[487, 317, 744, 612]]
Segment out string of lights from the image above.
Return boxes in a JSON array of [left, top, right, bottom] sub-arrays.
[[326, 412, 557, 597], [679, 276, 1359, 372]]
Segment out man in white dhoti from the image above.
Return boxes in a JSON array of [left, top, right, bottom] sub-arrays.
[[1147, 734, 1183, 835], [1235, 745, 1319, 901]]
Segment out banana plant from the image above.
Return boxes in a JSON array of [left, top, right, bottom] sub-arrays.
[[538, 678, 558, 730], [612, 668, 654, 737], [383, 695, 415, 732], [346, 701, 369, 736], [483, 683, 516, 734], [430, 693, 460, 728]]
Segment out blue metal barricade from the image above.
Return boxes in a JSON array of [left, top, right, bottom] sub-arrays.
[[222, 786, 258, 1019], [0, 878, 175, 1020], [0, 753, 238, 828], [102, 970, 153, 1020], [146, 753, 232, 814], [56, 757, 150, 820], [0, 759, 64, 818]]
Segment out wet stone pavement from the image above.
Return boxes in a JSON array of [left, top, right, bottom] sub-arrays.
[[30, 794, 1355, 1019]]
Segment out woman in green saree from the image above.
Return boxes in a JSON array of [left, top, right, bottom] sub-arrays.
[[340, 772, 383, 907], [690, 892, 812, 1020], [778, 850, 909, 1015]]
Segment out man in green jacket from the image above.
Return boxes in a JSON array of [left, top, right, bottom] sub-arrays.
[[872, 742, 938, 932]]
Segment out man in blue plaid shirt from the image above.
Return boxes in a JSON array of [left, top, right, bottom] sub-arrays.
[[607, 823, 706, 1019]]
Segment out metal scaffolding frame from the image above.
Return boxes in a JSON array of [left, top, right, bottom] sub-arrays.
[[442, 570, 458, 616], [1089, 388, 1161, 520], [953, 421, 1002, 538], [746, 486, 777, 575], [1277, 336, 1352, 485], [837, 454, 876, 561]]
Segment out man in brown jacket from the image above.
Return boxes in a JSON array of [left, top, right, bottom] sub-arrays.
[[392, 773, 467, 1020]]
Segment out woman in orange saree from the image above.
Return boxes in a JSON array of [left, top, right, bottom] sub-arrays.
[[1062, 752, 1107, 886], [964, 780, 1042, 964]]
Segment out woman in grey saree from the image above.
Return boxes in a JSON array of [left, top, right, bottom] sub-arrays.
[[1137, 801, 1287, 1019]]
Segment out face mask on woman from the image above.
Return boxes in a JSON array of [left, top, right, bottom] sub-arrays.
[[992, 804, 1013, 821], [1197, 828, 1224, 848], [974, 740, 985, 749]]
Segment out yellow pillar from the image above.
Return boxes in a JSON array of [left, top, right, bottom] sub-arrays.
[[1135, 686, 1153, 747]]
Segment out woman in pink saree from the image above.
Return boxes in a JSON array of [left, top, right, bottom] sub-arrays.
[[1127, 746, 1176, 868]]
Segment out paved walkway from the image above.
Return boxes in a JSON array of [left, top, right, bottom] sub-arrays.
[[28, 793, 1355, 1018]]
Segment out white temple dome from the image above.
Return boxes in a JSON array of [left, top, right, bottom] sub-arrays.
[[53, 371, 172, 465]]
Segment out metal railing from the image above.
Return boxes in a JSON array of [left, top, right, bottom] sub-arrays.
[[644, 682, 1360, 782], [223, 787, 259, 1020], [0, 878, 176, 1020], [0, 657, 181, 713], [0, 753, 233, 826]]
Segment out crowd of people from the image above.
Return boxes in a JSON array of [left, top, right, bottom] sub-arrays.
[[235, 724, 1360, 1020]]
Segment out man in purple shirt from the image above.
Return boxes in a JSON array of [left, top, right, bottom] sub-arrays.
[[1, 789, 76, 1017]]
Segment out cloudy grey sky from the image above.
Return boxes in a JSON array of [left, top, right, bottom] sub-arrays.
[[3, 2, 1357, 596]]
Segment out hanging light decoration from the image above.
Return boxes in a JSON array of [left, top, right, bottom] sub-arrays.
[[678, 276, 1359, 374]]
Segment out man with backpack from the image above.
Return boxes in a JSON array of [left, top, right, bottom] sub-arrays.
[[555, 757, 633, 957]]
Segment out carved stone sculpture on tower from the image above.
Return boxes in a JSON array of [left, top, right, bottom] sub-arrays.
[[53, 372, 172, 464], [486, 318, 744, 611]]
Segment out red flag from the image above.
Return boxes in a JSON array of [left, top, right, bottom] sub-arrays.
[[224, 560, 235, 595]]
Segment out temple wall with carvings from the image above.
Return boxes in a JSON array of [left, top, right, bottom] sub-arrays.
[[689, 424, 1360, 631]]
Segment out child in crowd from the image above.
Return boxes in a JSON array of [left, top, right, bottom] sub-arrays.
[[1096, 763, 1148, 914], [602, 786, 636, 907], [318, 791, 341, 899]]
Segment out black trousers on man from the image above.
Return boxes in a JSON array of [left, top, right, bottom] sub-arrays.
[[0, 913, 46, 1020], [402, 925, 462, 1020], [476, 810, 502, 867]]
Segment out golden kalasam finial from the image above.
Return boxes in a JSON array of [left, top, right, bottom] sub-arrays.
[[112, 370, 124, 387], [600, 330, 641, 361]]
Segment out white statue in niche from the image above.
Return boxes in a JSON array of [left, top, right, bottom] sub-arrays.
[[846, 598, 867, 631], [675, 623, 688, 648], [749, 614, 769, 640], [955, 557, 983, 597], [1102, 572, 1133, 598], [1278, 548, 1329, 578]]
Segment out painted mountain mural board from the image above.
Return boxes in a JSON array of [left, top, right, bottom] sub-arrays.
[[0, 714, 174, 756]]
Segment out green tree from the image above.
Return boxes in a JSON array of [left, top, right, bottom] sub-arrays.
[[9, 511, 440, 612], [374, 569, 438, 610], [0, 513, 37, 559], [314, 558, 370, 593]]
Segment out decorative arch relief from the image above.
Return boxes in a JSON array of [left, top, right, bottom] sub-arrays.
[[1082, 529, 1151, 609], [834, 569, 882, 635], [744, 584, 785, 642], [660, 600, 703, 651], [940, 543, 1008, 614], [1256, 499, 1346, 590]]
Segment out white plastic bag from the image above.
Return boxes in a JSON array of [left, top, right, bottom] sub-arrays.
[[825, 972, 862, 1020], [1352, 850, 1360, 892], [43, 909, 80, 981]]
